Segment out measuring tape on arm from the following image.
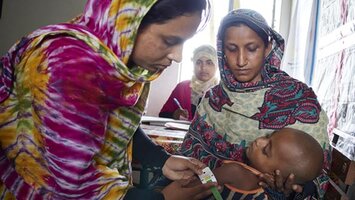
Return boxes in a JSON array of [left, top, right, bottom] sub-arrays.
[[198, 167, 223, 200]]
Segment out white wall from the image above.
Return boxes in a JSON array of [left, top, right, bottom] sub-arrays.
[[0, 0, 86, 55], [146, 63, 180, 117], [279, 0, 293, 42], [0, 0, 179, 117]]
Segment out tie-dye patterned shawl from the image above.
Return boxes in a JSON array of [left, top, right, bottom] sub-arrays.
[[180, 9, 331, 198], [0, 0, 162, 199]]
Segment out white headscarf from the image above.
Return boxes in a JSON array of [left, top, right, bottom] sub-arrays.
[[190, 44, 219, 104]]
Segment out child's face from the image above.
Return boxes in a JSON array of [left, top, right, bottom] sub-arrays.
[[245, 130, 301, 175]]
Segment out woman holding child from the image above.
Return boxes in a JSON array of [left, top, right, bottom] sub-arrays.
[[180, 9, 331, 199], [0, 0, 216, 199]]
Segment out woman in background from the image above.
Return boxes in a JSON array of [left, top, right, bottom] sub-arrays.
[[0, 0, 217, 199], [159, 44, 218, 120], [180, 9, 331, 199]]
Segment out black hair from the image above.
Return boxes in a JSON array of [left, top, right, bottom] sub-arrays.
[[139, 0, 211, 31]]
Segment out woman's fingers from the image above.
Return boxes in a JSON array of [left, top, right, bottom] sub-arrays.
[[162, 156, 205, 181], [162, 181, 216, 200], [189, 158, 206, 172], [182, 109, 189, 118], [186, 157, 205, 175], [292, 184, 303, 193], [179, 176, 198, 187], [285, 173, 304, 194], [175, 170, 195, 180], [190, 182, 216, 199], [274, 170, 284, 192], [258, 173, 275, 189], [283, 173, 295, 196], [259, 171, 302, 197]]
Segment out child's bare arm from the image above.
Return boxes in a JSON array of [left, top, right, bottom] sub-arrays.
[[213, 163, 260, 190]]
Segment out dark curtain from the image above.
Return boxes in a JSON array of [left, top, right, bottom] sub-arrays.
[[0, 0, 3, 18]]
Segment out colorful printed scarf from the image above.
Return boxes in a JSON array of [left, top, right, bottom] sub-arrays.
[[0, 0, 162, 199], [190, 75, 218, 106], [180, 9, 331, 199]]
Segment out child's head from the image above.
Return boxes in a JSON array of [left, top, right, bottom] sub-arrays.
[[246, 128, 324, 184]]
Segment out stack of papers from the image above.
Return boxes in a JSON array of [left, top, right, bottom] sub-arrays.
[[141, 116, 190, 127], [164, 122, 190, 131]]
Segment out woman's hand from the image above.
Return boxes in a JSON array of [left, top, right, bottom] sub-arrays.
[[162, 155, 205, 181], [173, 109, 189, 120], [162, 180, 217, 200], [258, 170, 303, 197]]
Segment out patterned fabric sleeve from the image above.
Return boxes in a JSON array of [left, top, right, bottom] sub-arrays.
[[180, 86, 246, 169], [0, 37, 134, 199]]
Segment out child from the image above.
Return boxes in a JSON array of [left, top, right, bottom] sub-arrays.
[[209, 128, 324, 199], [183, 128, 324, 199]]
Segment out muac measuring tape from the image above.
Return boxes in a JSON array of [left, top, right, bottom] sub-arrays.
[[198, 167, 223, 200]]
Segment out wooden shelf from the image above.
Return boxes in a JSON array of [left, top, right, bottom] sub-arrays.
[[325, 148, 355, 199]]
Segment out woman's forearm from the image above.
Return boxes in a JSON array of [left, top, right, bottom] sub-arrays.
[[132, 126, 170, 168]]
